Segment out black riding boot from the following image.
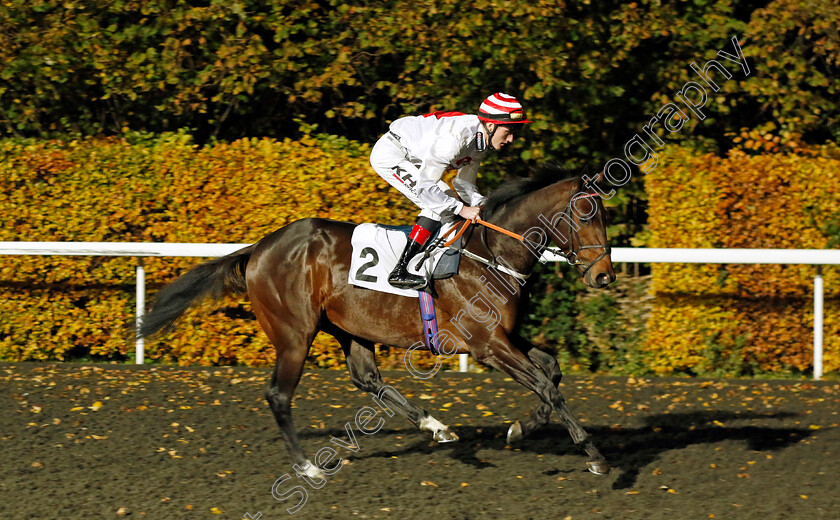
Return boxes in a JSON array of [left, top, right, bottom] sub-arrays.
[[388, 239, 427, 289]]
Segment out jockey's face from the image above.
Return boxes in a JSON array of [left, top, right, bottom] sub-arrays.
[[487, 124, 517, 150]]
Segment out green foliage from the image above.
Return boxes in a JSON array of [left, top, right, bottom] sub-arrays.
[[3, 1, 838, 249], [576, 274, 653, 375], [2, 1, 836, 150], [520, 262, 589, 370], [695, 331, 755, 378], [520, 263, 652, 375], [823, 212, 840, 249], [740, 0, 840, 144]]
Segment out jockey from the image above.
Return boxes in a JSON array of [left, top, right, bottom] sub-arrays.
[[370, 93, 532, 289]]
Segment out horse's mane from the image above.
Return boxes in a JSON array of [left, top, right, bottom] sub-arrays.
[[481, 163, 586, 220]]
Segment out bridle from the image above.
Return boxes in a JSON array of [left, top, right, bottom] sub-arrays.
[[557, 193, 612, 278], [478, 191, 611, 280]]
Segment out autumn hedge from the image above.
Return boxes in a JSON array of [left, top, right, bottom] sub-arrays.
[[644, 143, 840, 376], [4, 135, 839, 376], [0, 132, 452, 368]]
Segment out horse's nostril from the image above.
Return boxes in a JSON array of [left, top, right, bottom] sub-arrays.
[[596, 273, 610, 286]]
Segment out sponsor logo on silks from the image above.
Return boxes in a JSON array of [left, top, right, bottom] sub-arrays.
[[391, 165, 417, 190], [475, 132, 485, 151]]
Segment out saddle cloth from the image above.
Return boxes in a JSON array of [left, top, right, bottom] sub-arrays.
[[348, 222, 461, 297]]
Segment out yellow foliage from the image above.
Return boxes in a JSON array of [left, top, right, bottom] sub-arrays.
[[645, 296, 737, 375], [0, 134, 418, 367], [645, 145, 840, 375]]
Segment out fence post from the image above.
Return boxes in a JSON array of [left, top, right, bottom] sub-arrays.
[[136, 258, 145, 365], [814, 266, 823, 380], [459, 353, 469, 372]]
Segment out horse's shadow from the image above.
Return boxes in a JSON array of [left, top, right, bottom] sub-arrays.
[[591, 410, 812, 489], [308, 409, 816, 489]]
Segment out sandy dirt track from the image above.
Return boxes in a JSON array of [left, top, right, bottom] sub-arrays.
[[2, 363, 838, 519]]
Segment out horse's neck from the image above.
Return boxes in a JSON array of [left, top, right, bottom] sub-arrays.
[[474, 180, 575, 275]]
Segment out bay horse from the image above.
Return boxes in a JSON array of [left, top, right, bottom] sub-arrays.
[[138, 165, 616, 476]]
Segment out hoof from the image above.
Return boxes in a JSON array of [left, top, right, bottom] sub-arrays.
[[299, 459, 328, 480], [433, 428, 459, 443], [586, 460, 611, 475], [506, 421, 524, 444]]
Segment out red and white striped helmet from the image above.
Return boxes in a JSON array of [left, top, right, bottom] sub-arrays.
[[477, 93, 533, 124]]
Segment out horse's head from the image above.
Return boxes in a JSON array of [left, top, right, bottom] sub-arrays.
[[542, 172, 615, 289], [479, 166, 616, 288]]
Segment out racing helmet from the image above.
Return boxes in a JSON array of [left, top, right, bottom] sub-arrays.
[[477, 93, 533, 124]]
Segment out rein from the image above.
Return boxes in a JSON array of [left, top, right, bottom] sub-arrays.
[[423, 192, 610, 282], [441, 219, 472, 248], [426, 219, 529, 280], [454, 193, 610, 280], [476, 217, 525, 241], [439, 217, 527, 247]]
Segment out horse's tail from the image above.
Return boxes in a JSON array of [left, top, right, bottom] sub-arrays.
[[137, 244, 255, 339]]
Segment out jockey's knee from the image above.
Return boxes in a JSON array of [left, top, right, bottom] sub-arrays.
[[415, 216, 441, 234]]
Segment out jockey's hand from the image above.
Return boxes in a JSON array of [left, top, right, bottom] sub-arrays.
[[459, 205, 481, 223]]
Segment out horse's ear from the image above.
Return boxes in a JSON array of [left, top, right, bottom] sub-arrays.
[[578, 168, 605, 190]]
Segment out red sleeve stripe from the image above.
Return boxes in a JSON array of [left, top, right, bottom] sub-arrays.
[[423, 110, 466, 119]]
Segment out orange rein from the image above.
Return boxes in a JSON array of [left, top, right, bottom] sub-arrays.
[[476, 217, 526, 242], [441, 219, 472, 247], [440, 217, 525, 248]]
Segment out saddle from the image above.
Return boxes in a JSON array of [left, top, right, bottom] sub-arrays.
[[348, 222, 468, 356], [348, 222, 462, 297], [347, 218, 528, 356]]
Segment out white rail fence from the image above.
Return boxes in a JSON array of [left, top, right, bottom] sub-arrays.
[[1, 243, 838, 379]]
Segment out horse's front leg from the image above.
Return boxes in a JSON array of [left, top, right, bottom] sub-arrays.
[[472, 334, 610, 475], [340, 335, 459, 443], [506, 339, 560, 444]]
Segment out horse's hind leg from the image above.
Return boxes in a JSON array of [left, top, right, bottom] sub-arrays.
[[339, 335, 458, 443], [256, 307, 326, 479], [507, 338, 561, 444]]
